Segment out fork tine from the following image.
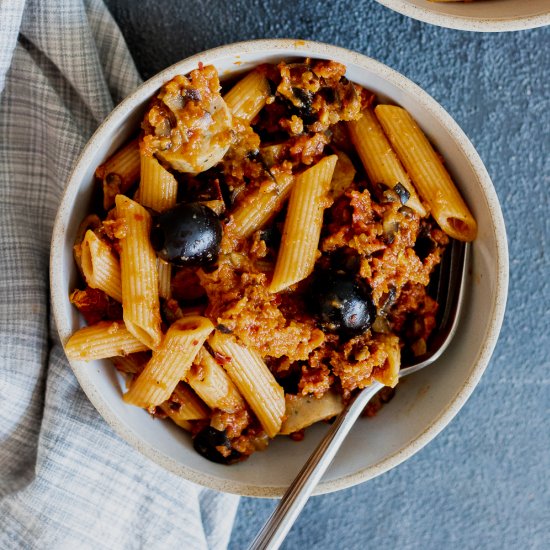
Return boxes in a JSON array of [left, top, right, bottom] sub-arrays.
[[435, 238, 466, 334], [402, 239, 468, 374]]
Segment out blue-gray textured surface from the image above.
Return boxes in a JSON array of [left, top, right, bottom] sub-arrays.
[[104, 1, 549, 548]]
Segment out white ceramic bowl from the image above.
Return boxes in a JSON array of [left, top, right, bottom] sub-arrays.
[[375, 0, 550, 32], [50, 39, 508, 497]]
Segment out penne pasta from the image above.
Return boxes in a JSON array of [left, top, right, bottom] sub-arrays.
[[96, 138, 141, 210], [280, 390, 344, 435], [80, 230, 122, 302], [65, 321, 149, 360], [73, 214, 101, 277], [123, 316, 214, 408], [157, 259, 172, 300], [375, 105, 477, 241], [115, 195, 162, 349], [159, 383, 210, 422], [186, 347, 246, 413], [111, 352, 149, 375], [270, 155, 338, 293], [139, 151, 178, 213], [348, 107, 427, 216], [137, 151, 178, 297], [223, 70, 271, 123], [227, 172, 295, 240], [139, 149, 178, 298], [208, 332, 285, 438]]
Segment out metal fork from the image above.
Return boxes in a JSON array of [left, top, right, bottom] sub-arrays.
[[250, 240, 470, 550]]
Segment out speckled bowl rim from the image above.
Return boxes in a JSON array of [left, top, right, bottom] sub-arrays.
[[375, 0, 550, 32], [51, 39, 509, 498]]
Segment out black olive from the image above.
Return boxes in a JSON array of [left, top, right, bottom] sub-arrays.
[[245, 149, 260, 161], [151, 202, 222, 267], [216, 323, 233, 334], [246, 149, 276, 181], [184, 88, 201, 102], [414, 236, 435, 261], [379, 285, 397, 315], [308, 271, 376, 336], [193, 427, 242, 465], [328, 248, 360, 274], [320, 86, 337, 104], [398, 205, 415, 219], [259, 226, 281, 249], [278, 371, 301, 395], [287, 87, 317, 126], [393, 183, 410, 205], [291, 87, 313, 110]]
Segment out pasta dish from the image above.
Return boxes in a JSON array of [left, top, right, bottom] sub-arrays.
[[65, 59, 476, 464]]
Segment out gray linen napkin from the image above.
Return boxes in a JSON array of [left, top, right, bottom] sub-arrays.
[[0, 0, 239, 548]]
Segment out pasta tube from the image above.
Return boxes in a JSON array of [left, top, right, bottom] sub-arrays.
[[115, 195, 162, 349], [228, 172, 295, 240], [80, 230, 122, 302], [139, 152, 178, 213], [223, 70, 270, 123], [139, 152, 178, 298], [96, 138, 141, 210], [186, 348, 246, 413], [157, 259, 172, 300], [65, 321, 149, 360], [123, 316, 214, 408], [111, 353, 149, 375], [375, 105, 477, 241], [159, 384, 210, 421], [270, 155, 337, 293], [348, 107, 427, 216], [209, 332, 284, 438]]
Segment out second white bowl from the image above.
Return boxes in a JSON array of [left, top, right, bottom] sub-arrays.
[[375, 0, 550, 32]]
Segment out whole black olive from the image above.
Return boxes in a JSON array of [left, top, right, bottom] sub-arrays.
[[193, 427, 242, 465], [150, 202, 222, 267], [308, 271, 376, 336]]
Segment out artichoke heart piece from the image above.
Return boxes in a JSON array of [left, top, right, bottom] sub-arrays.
[[280, 390, 344, 435], [142, 65, 233, 175]]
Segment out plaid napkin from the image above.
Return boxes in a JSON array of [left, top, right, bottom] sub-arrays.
[[0, 1, 239, 548]]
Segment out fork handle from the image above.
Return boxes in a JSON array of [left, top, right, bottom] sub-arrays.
[[249, 380, 385, 550]]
